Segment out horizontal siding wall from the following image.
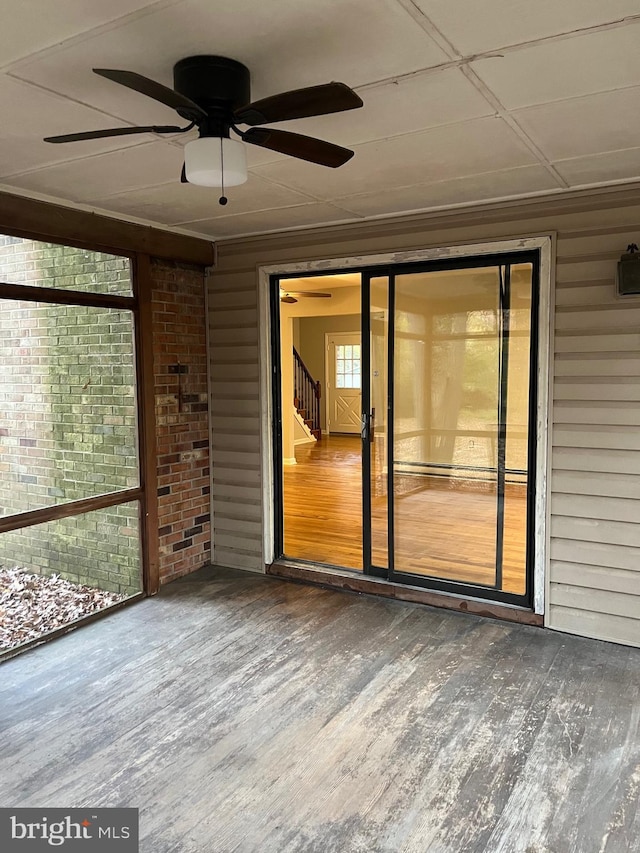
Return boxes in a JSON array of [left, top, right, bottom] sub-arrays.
[[207, 276, 263, 571], [550, 220, 640, 646], [208, 188, 640, 645]]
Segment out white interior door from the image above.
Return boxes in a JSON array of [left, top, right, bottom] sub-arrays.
[[327, 332, 361, 434]]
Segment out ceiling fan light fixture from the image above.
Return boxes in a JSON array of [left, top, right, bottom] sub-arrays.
[[184, 136, 248, 187]]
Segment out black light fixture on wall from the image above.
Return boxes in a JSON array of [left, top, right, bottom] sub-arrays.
[[617, 243, 640, 296]]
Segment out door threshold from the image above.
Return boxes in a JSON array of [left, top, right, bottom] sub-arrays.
[[267, 560, 543, 627]]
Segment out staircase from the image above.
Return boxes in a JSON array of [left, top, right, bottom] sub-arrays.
[[293, 347, 322, 440]]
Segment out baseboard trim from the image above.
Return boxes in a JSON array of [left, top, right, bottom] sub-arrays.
[[267, 561, 543, 627]]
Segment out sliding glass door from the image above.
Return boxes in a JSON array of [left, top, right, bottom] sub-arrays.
[[362, 254, 537, 606]]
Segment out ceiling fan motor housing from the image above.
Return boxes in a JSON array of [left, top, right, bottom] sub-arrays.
[[173, 55, 250, 134]]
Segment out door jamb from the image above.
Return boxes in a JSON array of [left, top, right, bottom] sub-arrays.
[[258, 236, 554, 616]]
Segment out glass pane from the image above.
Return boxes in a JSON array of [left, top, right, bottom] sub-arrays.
[[344, 345, 352, 358], [0, 501, 141, 652], [0, 300, 139, 517], [393, 268, 500, 587], [370, 277, 389, 568], [281, 273, 362, 573], [429, 337, 499, 468], [503, 263, 533, 595], [0, 235, 132, 296], [344, 359, 353, 373]]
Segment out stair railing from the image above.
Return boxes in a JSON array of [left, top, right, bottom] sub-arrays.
[[293, 347, 321, 438]]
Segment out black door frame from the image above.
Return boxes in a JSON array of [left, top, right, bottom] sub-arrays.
[[361, 251, 540, 608], [271, 248, 540, 609]]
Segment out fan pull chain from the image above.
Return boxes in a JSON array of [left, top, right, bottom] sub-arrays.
[[219, 137, 228, 205]]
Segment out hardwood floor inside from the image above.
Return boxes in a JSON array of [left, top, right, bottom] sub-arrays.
[[284, 434, 364, 570], [2, 567, 638, 853], [284, 434, 528, 595]]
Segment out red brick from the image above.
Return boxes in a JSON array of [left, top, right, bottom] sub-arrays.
[[151, 259, 210, 585]]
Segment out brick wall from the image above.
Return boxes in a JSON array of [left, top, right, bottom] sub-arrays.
[[0, 300, 138, 515], [150, 258, 211, 584], [0, 235, 131, 295], [0, 237, 140, 594], [0, 239, 211, 594]]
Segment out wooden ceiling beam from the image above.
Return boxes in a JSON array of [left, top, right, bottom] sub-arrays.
[[0, 190, 215, 267]]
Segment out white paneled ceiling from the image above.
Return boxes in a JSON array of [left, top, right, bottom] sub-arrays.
[[2, 0, 640, 241]]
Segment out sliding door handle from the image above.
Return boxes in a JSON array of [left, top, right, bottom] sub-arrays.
[[361, 410, 376, 443]]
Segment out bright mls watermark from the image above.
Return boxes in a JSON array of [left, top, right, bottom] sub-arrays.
[[0, 809, 138, 851]]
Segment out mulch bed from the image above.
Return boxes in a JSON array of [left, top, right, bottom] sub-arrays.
[[0, 566, 126, 651]]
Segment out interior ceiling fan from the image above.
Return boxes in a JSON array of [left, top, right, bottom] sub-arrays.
[[280, 290, 332, 304], [44, 55, 363, 204]]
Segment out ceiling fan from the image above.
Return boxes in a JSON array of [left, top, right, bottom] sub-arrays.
[[43, 55, 363, 203], [280, 290, 332, 304]]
